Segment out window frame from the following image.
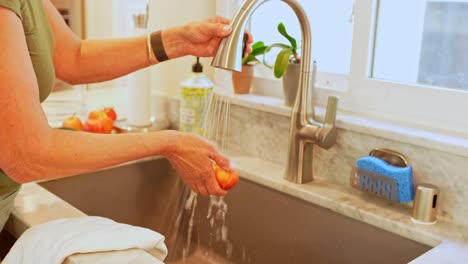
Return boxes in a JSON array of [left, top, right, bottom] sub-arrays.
[[348, 0, 468, 135], [216, 0, 468, 137]]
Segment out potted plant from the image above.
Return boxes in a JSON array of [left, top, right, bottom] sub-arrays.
[[263, 23, 301, 106], [232, 41, 268, 94]]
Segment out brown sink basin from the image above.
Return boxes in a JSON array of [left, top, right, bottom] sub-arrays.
[[40, 158, 431, 264]]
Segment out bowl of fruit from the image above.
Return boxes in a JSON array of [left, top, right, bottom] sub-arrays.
[[62, 107, 117, 134]]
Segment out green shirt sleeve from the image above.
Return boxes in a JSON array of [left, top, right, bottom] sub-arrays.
[[0, 0, 22, 19]]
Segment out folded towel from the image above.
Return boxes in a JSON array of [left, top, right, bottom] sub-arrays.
[[2, 216, 167, 264]]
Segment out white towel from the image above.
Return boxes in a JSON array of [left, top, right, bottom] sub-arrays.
[[2, 216, 168, 264]]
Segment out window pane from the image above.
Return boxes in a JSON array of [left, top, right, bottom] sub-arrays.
[[372, 0, 468, 91], [250, 0, 354, 75]]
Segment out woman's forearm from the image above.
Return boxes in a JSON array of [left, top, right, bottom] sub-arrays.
[[69, 37, 152, 85], [66, 28, 188, 85], [19, 128, 177, 182], [45, 0, 239, 86], [44, 0, 187, 85]]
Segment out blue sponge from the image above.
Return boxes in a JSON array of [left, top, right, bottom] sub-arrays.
[[356, 156, 414, 203]]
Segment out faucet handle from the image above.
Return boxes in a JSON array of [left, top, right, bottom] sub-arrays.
[[324, 96, 338, 127], [318, 96, 338, 149]]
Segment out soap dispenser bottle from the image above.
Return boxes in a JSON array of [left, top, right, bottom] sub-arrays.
[[179, 57, 213, 135]]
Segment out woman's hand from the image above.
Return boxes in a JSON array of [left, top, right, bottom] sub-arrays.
[[162, 16, 253, 58], [163, 131, 232, 196]]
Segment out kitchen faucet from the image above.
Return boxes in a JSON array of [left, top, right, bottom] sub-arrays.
[[212, 0, 338, 183]]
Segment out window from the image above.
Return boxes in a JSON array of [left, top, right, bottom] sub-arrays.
[[350, 0, 468, 134], [246, 0, 354, 91], [217, 0, 468, 136], [250, 0, 354, 76], [372, 0, 468, 90]]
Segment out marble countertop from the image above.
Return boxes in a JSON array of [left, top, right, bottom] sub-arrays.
[[5, 154, 468, 264]]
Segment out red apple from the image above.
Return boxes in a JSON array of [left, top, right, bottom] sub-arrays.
[[103, 107, 117, 121], [62, 116, 83, 131], [84, 110, 114, 134], [213, 163, 239, 191]]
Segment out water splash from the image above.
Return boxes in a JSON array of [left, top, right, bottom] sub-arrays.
[[206, 196, 234, 258], [203, 91, 235, 259], [174, 90, 235, 263], [182, 191, 198, 261]]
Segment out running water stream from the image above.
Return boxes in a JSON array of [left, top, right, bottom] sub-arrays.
[[170, 91, 235, 263]]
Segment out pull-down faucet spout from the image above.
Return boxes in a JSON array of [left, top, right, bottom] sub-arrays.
[[212, 0, 338, 183]]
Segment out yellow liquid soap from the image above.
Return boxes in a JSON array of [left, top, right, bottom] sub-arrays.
[[179, 57, 213, 135]]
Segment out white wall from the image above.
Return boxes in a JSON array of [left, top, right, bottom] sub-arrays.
[[84, 0, 114, 39], [84, 0, 116, 91], [149, 0, 217, 99], [84, 0, 216, 98]]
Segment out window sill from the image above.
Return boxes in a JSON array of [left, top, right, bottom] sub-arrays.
[[229, 93, 468, 158], [229, 94, 291, 117]]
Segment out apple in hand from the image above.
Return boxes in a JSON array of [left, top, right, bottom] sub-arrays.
[[62, 116, 83, 131], [212, 163, 239, 191]]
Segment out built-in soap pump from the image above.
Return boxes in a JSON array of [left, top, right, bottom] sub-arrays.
[[411, 184, 440, 225]]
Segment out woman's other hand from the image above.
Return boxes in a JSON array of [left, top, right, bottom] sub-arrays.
[[163, 131, 231, 196], [162, 16, 253, 58]]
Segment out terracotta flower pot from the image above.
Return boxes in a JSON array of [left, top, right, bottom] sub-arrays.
[[282, 63, 301, 107], [232, 65, 254, 94]]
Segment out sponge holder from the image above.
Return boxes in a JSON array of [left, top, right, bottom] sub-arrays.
[[351, 148, 409, 202]]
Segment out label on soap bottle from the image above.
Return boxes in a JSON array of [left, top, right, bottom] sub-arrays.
[[180, 87, 212, 135]]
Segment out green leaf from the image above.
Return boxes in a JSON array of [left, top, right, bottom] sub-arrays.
[[242, 41, 268, 65], [251, 41, 265, 50], [262, 53, 271, 68], [274, 48, 293, 78], [264, 43, 292, 54], [278, 23, 297, 49], [242, 54, 259, 65], [261, 43, 292, 67], [251, 46, 268, 56]]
